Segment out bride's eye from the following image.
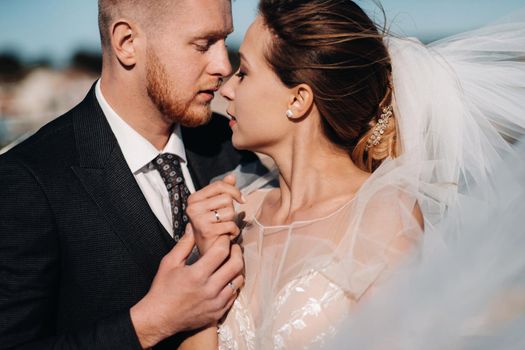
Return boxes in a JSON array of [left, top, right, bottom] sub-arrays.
[[235, 69, 246, 81]]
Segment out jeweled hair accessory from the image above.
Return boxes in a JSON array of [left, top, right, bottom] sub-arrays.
[[365, 105, 393, 151]]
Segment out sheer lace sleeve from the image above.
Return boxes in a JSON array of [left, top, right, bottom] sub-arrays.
[[322, 183, 423, 301], [219, 184, 423, 349]]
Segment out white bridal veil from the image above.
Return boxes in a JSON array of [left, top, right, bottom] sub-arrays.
[[326, 7, 525, 350]]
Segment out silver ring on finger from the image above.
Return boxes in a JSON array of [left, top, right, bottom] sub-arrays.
[[227, 281, 237, 294], [214, 210, 221, 223]]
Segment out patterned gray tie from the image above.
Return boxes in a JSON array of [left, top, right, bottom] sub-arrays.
[[151, 153, 191, 241]]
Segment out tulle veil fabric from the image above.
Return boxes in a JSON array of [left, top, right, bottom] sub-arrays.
[[327, 138, 525, 350], [325, 8, 525, 350], [221, 8, 525, 350]]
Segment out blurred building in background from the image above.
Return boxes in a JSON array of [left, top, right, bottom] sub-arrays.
[[0, 52, 101, 149]]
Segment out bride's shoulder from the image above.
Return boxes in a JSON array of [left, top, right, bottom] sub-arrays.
[[356, 183, 424, 230]]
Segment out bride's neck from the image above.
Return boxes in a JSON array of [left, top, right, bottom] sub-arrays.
[[267, 128, 369, 222]]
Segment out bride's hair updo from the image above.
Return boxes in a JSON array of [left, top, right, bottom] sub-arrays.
[[259, 0, 398, 172]]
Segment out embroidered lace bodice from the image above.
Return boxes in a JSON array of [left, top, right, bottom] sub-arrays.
[[218, 189, 422, 349]]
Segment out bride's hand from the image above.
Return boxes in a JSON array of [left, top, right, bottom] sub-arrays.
[[186, 174, 245, 254]]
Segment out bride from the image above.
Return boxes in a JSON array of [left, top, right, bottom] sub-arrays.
[[179, 0, 525, 349]]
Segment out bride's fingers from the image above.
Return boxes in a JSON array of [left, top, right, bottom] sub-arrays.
[[211, 207, 236, 223], [187, 180, 244, 205], [202, 194, 235, 213], [215, 222, 240, 238], [187, 194, 234, 218], [196, 222, 240, 243], [222, 173, 236, 186]]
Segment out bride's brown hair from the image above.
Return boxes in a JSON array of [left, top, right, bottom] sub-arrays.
[[259, 0, 398, 172]]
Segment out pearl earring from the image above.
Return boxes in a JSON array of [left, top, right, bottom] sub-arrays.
[[286, 109, 294, 119]]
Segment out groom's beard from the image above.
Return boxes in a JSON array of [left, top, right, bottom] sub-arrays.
[[146, 48, 212, 127]]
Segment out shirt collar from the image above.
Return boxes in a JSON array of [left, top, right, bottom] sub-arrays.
[[95, 79, 188, 174]]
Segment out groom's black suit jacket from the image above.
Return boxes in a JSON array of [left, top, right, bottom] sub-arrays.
[[0, 85, 255, 349]]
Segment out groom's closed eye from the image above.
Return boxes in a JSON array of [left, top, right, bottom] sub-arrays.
[[191, 29, 233, 52], [194, 40, 214, 52], [192, 37, 230, 53]]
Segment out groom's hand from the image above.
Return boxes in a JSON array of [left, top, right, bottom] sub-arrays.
[[186, 173, 245, 254], [130, 232, 244, 349]]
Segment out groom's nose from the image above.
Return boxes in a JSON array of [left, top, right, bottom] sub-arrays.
[[208, 40, 232, 78]]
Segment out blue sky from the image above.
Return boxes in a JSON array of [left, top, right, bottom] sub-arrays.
[[0, 0, 523, 65]]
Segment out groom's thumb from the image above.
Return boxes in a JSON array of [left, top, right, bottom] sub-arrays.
[[165, 224, 195, 266]]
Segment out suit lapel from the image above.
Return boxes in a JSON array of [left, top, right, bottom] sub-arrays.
[[184, 145, 212, 190], [181, 116, 242, 191], [71, 87, 173, 282]]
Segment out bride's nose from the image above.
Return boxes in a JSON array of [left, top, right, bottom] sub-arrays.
[[220, 77, 235, 102]]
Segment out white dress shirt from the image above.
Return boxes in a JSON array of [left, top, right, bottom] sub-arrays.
[[95, 80, 196, 237]]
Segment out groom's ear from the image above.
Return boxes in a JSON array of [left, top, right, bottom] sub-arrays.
[[110, 20, 139, 67]]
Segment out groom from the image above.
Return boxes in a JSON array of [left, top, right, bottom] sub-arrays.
[[0, 0, 253, 349]]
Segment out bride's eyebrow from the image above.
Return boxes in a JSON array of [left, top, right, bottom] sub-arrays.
[[238, 52, 252, 69]]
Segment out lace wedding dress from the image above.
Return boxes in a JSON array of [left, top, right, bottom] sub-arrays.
[[218, 186, 423, 350]]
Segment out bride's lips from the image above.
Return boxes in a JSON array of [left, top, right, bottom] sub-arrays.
[[226, 110, 237, 127]]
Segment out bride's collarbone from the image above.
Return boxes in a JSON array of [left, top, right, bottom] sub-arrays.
[[257, 189, 356, 226]]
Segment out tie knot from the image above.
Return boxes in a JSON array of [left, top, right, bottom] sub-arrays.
[[153, 153, 180, 166], [151, 153, 184, 189]]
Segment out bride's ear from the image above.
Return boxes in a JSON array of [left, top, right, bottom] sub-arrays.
[[286, 84, 314, 120]]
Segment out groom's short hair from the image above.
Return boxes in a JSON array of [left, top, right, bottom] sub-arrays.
[[98, 0, 172, 49]]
